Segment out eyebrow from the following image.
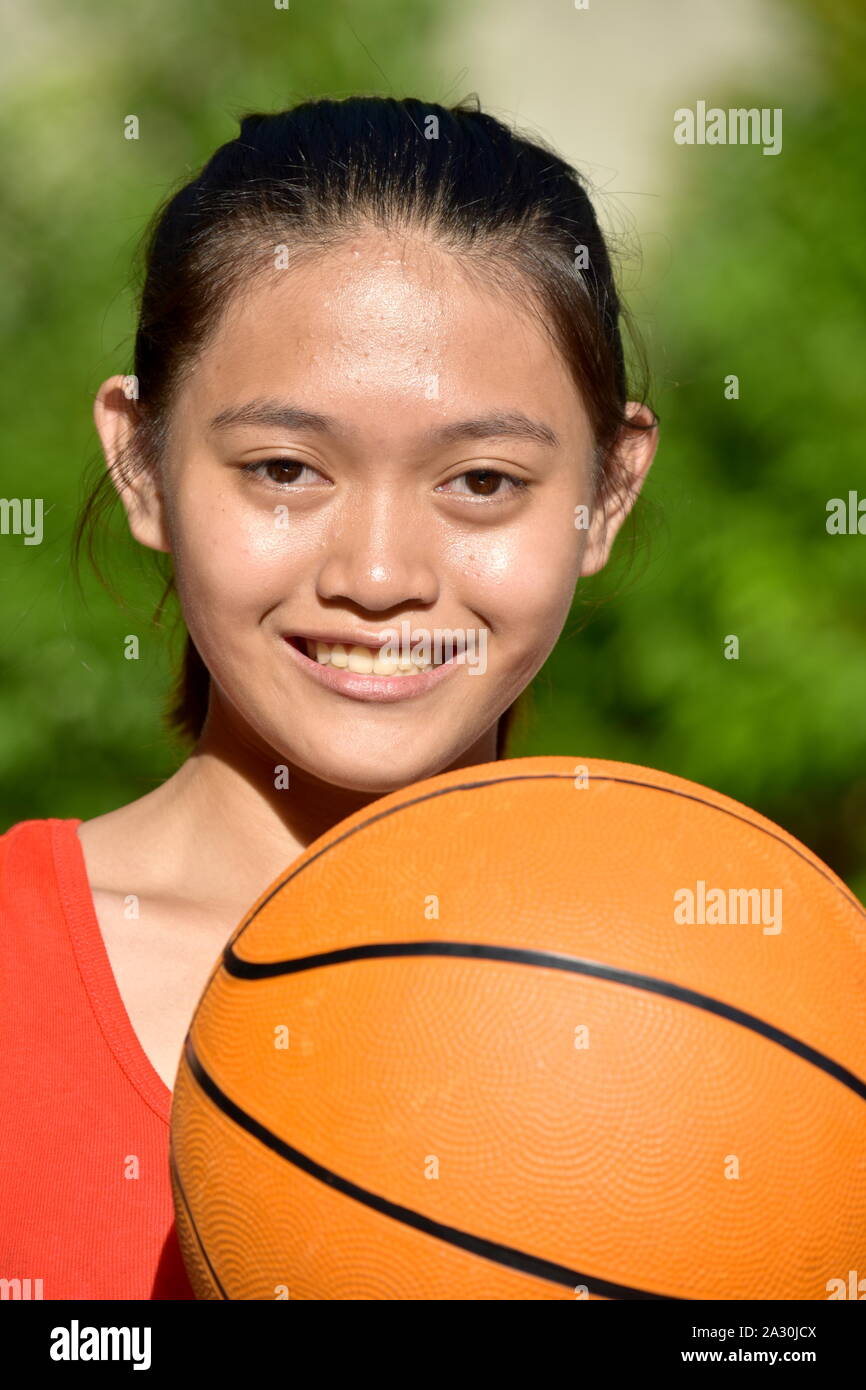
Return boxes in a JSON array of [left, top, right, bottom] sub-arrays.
[[208, 399, 560, 449]]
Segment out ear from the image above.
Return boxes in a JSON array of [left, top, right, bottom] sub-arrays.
[[579, 402, 659, 578], [92, 375, 171, 554]]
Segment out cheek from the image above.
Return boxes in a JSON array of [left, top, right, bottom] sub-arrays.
[[452, 513, 581, 639], [172, 500, 316, 614]]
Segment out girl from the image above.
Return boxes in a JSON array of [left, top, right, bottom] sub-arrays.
[[0, 95, 658, 1299]]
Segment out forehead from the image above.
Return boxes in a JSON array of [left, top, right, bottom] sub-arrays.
[[181, 229, 591, 447]]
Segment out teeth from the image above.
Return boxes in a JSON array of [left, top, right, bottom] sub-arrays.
[[306, 638, 438, 676], [371, 651, 399, 676], [352, 644, 377, 673]]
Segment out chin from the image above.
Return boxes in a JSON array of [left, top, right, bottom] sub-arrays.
[[316, 752, 443, 797], [282, 735, 468, 798]]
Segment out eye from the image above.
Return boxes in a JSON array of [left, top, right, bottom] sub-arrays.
[[239, 459, 529, 501], [240, 458, 325, 487], [438, 468, 530, 502]]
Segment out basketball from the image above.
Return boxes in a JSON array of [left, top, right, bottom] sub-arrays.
[[169, 754, 866, 1300]]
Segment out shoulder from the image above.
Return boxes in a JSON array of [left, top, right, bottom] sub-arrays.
[[0, 818, 81, 928], [0, 817, 77, 866]]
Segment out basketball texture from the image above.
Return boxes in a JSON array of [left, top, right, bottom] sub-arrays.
[[170, 755, 866, 1300]]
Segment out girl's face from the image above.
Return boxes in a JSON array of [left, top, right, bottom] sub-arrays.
[[110, 230, 650, 793]]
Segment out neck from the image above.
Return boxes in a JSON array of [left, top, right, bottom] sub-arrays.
[[129, 703, 499, 929]]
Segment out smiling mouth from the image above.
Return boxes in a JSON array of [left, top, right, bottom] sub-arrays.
[[287, 636, 448, 677]]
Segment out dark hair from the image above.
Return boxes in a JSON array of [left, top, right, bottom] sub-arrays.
[[74, 94, 655, 759]]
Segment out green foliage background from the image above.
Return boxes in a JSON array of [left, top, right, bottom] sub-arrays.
[[519, 0, 866, 899], [1, 0, 864, 899]]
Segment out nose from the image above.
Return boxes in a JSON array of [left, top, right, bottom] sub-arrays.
[[314, 488, 440, 613]]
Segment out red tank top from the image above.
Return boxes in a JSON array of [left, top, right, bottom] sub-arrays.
[[0, 818, 195, 1300]]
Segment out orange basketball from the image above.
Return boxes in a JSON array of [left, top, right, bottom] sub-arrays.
[[169, 755, 866, 1300]]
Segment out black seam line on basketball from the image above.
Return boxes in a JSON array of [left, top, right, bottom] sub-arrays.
[[222, 939, 866, 1104], [199, 774, 864, 1053], [182, 1036, 674, 1302], [227, 773, 865, 958], [168, 1130, 231, 1301]]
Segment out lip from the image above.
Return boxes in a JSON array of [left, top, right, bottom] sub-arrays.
[[287, 629, 399, 651], [281, 635, 463, 703]]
